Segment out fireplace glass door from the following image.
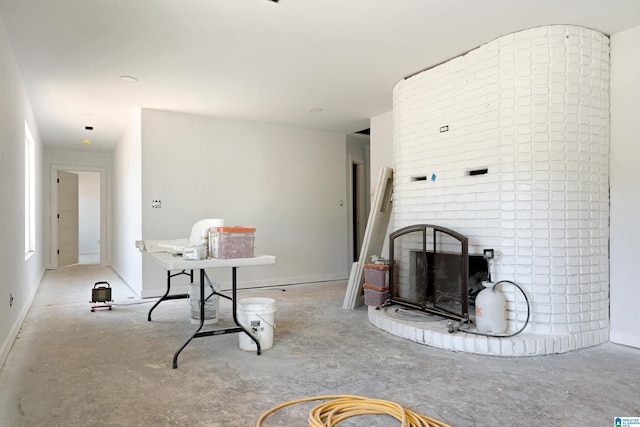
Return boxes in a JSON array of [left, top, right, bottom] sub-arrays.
[[389, 224, 469, 321]]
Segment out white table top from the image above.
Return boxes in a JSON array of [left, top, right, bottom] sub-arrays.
[[143, 251, 276, 271]]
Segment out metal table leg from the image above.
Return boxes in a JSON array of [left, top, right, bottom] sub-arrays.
[[173, 269, 206, 368], [172, 267, 261, 369], [148, 269, 192, 321], [231, 267, 262, 355]]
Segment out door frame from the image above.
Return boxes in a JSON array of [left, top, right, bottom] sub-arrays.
[[348, 155, 366, 263], [50, 164, 108, 268]]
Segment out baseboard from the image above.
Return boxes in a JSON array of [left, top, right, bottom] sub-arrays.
[[110, 264, 143, 298], [610, 330, 640, 349], [0, 268, 44, 369], [140, 273, 349, 299]]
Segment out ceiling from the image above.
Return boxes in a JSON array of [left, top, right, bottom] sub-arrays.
[[1, 0, 639, 152]]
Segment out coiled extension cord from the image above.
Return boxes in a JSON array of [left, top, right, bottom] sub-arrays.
[[256, 395, 451, 427]]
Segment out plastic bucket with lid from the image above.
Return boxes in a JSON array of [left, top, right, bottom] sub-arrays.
[[237, 297, 276, 351]]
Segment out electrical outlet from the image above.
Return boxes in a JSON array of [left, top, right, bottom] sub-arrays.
[[9, 293, 13, 307], [152, 200, 162, 208]]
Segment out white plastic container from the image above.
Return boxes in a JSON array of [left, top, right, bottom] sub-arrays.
[[475, 281, 507, 333], [188, 282, 220, 325], [209, 226, 255, 259], [237, 297, 276, 351]]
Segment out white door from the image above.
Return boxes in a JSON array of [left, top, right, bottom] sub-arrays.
[[58, 170, 79, 267]]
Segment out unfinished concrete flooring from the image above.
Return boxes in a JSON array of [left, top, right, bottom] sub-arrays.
[[0, 265, 638, 426]]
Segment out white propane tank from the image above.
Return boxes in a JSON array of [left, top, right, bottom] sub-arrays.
[[475, 281, 507, 334]]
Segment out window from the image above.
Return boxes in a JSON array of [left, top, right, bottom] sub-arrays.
[[25, 122, 35, 258]]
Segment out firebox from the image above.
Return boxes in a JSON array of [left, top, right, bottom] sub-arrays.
[[388, 224, 488, 321]]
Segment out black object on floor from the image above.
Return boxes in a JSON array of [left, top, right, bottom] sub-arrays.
[[90, 281, 113, 312]]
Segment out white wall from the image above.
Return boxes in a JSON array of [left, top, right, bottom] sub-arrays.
[[0, 16, 44, 368], [370, 111, 394, 258], [610, 25, 640, 349], [139, 109, 349, 296], [370, 111, 394, 187], [111, 110, 143, 295]]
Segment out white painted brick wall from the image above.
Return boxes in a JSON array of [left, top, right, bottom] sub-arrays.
[[388, 25, 610, 355]]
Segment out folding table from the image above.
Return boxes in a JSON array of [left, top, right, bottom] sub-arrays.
[[144, 251, 277, 368]]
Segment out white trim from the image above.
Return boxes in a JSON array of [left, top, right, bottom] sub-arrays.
[[24, 122, 36, 256], [610, 331, 640, 349], [140, 273, 349, 299], [348, 155, 366, 265], [0, 269, 43, 369], [50, 164, 108, 268]]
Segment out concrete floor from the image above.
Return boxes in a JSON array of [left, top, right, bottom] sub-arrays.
[[0, 265, 638, 426]]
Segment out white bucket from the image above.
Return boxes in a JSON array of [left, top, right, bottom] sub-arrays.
[[237, 297, 276, 351], [188, 282, 220, 325]]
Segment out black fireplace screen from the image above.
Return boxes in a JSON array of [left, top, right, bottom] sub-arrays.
[[389, 224, 471, 321]]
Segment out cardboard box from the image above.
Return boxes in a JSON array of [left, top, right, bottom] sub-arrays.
[[183, 245, 208, 260]]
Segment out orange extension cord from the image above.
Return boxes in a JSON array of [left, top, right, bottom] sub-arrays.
[[256, 395, 452, 427]]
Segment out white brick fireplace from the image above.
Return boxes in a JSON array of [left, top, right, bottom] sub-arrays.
[[370, 25, 610, 356]]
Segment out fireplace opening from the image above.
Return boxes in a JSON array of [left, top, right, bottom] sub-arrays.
[[389, 224, 489, 321]]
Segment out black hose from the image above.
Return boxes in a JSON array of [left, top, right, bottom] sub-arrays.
[[451, 280, 530, 338]]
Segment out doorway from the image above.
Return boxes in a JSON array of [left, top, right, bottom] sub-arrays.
[[350, 157, 366, 262], [75, 171, 101, 264], [51, 165, 106, 268]]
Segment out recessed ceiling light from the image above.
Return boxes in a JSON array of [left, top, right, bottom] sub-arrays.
[[309, 107, 323, 113], [82, 139, 92, 145], [119, 75, 138, 83]]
